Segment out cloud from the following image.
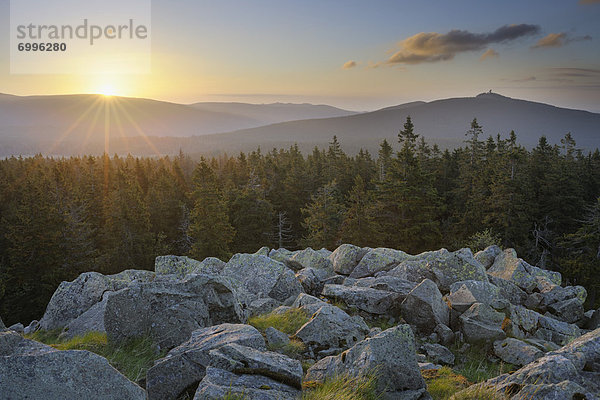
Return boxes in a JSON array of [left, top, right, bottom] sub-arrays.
[[384, 24, 540, 65], [532, 33, 567, 48], [532, 33, 592, 48], [480, 48, 499, 61], [550, 67, 600, 77], [579, 0, 600, 4], [342, 60, 357, 69]]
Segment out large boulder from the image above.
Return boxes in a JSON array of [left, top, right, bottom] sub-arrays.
[[294, 304, 369, 353], [156, 255, 203, 276], [321, 284, 403, 316], [427, 248, 489, 292], [348, 276, 417, 298], [548, 297, 585, 324], [288, 247, 334, 273], [0, 332, 145, 399], [400, 279, 449, 334], [385, 248, 489, 292], [59, 291, 111, 340], [329, 244, 368, 275], [207, 343, 303, 389], [349, 248, 412, 278], [459, 302, 506, 344], [295, 267, 333, 296], [194, 366, 300, 400], [39, 270, 155, 331], [487, 275, 528, 305], [146, 323, 265, 400], [487, 249, 560, 294], [221, 254, 303, 304], [305, 325, 427, 399], [447, 280, 504, 313], [104, 274, 245, 349], [493, 337, 544, 366]]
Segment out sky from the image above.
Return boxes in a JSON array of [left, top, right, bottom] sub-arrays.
[[0, 0, 599, 111]]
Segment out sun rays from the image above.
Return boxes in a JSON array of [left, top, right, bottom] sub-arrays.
[[43, 93, 164, 167]]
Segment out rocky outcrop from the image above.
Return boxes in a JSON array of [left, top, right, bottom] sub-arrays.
[[146, 323, 266, 400], [104, 274, 245, 349], [0, 331, 145, 399], [306, 325, 427, 399], [14, 243, 599, 399]]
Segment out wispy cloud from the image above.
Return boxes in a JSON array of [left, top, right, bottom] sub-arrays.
[[502, 76, 537, 82], [550, 67, 600, 77], [532, 32, 592, 48], [480, 48, 499, 61], [342, 60, 357, 69], [383, 24, 540, 65]]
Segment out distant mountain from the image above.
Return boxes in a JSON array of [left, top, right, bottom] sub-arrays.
[[0, 92, 598, 157], [180, 92, 599, 155], [189, 102, 358, 125], [0, 93, 357, 156]]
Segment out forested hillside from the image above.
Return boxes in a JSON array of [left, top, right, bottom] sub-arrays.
[[1, 117, 599, 325]]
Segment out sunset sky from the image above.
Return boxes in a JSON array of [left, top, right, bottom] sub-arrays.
[[1, 0, 599, 111]]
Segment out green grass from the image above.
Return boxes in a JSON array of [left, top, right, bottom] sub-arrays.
[[25, 330, 164, 383], [365, 317, 396, 331], [267, 338, 306, 359], [302, 373, 380, 400], [452, 346, 514, 383], [248, 308, 309, 335], [450, 384, 505, 400], [423, 367, 470, 400]]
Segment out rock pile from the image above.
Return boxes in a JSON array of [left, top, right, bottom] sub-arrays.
[[1, 244, 599, 399]]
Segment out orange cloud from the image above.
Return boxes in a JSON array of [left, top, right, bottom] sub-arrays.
[[480, 48, 499, 61], [342, 60, 357, 69]]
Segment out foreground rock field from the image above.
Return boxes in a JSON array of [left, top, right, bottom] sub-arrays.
[[2, 244, 600, 399]]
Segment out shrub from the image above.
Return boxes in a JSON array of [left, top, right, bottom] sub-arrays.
[[463, 229, 501, 252]]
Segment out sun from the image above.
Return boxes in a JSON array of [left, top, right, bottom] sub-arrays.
[[96, 85, 117, 97]]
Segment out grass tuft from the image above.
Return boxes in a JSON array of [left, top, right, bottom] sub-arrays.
[[302, 373, 380, 400], [268, 338, 305, 359], [423, 367, 470, 400], [248, 308, 309, 335], [452, 345, 514, 383], [25, 330, 164, 383]]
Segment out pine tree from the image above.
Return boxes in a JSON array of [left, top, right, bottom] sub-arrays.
[[340, 175, 379, 247], [301, 181, 345, 249], [188, 159, 235, 260]]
